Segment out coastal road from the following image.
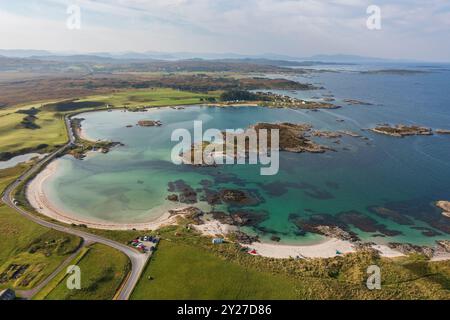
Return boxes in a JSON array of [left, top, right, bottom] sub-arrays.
[[1, 114, 149, 300]]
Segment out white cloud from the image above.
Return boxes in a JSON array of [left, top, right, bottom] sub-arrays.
[[0, 0, 449, 60]]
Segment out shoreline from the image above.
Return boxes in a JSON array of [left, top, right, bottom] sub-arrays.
[[28, 164, 450, 260], [26, 160, 183, 231]]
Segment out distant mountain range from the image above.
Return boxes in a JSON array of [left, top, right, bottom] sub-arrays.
[[0, 49, 414, 64]]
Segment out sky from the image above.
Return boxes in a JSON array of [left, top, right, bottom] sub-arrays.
[[0, 0, 449, 61]]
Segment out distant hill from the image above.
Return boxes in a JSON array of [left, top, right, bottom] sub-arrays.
[[0, 49, 416, 64], [0, 49, 52, 58], [300, 54, 408, 63]]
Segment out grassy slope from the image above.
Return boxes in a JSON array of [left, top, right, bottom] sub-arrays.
[[0, 165, 82, 290], [0, 106, 67, 155], [131, 224, 450, 300], [39, 243, 130, 300]]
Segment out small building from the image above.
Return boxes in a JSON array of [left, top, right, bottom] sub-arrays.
[[212, 238, 224, 245], [0, 289, 16, 300]]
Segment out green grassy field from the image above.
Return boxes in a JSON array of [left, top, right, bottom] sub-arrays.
[[131, 240, 298, 300], [0, 165, 82, 290], [0, 108, 67, 156], [36, 243, 130, 300], [131, 224, 450, 300], [0, 88, 217, 158], [78, 88, 217, 108]]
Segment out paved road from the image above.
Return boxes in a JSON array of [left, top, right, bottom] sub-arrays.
[[1, 115, 149, 300]]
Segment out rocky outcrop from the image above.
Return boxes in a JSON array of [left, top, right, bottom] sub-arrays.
[[387, 242, 435, 258], [167, 180, 197, 204], [181, 122, 338, 166], [137, 120, 162, 127], [169, 206, 204, 224], [370, 124, 432, 137], [343, 99, 373, 106], [314, 225, 360, 242], [219, 189, 260, 206], [233, 231, 259, 244], [436, 201, 450, 218], [167, 194, 179, 202], [212, 210, 267, 227], [436, 240, 450, 253], [311, 130, 342, 139], [436, 129, 450, 135], [251, 122, 331, 153]]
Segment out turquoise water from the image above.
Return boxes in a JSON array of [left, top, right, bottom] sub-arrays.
[[44, 65, 450, 246]]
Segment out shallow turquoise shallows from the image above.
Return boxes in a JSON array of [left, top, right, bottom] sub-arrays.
[[44, 64, 450, 246]]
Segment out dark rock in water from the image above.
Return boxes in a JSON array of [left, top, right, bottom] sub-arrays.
[[258, 181, 302, 197], [314, 225, 359, 242], [270, 235, 281, 242], [167, 194, 179, 202], [199, 179, 213, 188], [289, 213, 360, 242], [254, 225, 289, 236], [380, 200, 450, 234], [203, 188, 222, 206], [338, 210, 402, 236], [167, 180, 197, 204], [368, 206, 414, 225], [325, 181, 339, 190], [303, 188, 334, 200], [411, 226, 442, 237], [233, 231, 259, 244], [388, 242, 434, 258], [219, 189, 260, 206], [260, 181, 334, 200], [343, 99, 373, 106], [211, 211, 235, 225]]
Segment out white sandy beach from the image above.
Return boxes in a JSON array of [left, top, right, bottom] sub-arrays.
[[27, 160, 183, 231], [191, 218, 405, 259]]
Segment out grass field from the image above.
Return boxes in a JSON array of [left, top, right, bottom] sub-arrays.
[[0, 164, 82, 291], [36, 243, 130, 300], [78, 88, 217, 108], [131, 224, 450, 300], [131, 239, 298, 300], [0, 107, 67, 156], [0, 88, 217, 158]]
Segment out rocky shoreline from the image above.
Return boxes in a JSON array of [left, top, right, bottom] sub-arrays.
[[370, 124, 433, 137], [137, 119, 162, 127], [436, 201, 450, 218], [369, 124, 450, 138]]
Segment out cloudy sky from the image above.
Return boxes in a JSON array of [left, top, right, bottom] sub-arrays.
[[1, 0, 449, 61]]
